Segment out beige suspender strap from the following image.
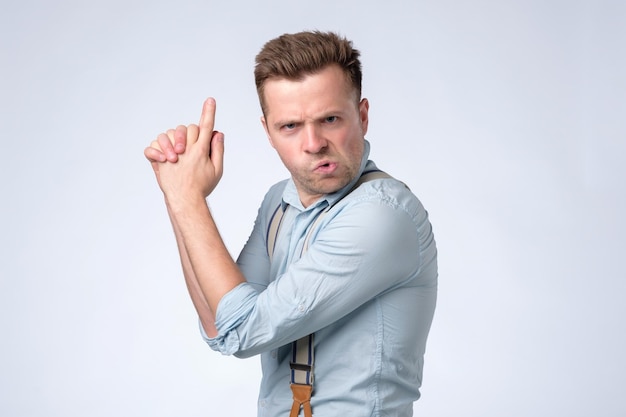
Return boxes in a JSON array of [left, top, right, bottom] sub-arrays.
[[352, 169, 393, 185], [290, 334, 315, 385], [289, 333, 315, 417], [267, 204, 286, 260], [266, 170, 392, 417]]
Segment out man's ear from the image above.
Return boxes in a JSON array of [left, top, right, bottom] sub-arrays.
[[261, 116, 275, 148], [359, 98, 370, 135]]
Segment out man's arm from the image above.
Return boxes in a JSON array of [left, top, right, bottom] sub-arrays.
[[209, 189, 437, 357], [146, 98, 246, 332], [166, 193, 246, 318], [166, 200, 217, 337]]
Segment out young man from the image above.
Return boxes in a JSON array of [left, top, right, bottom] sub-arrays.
[[145, 31, 437, 416]]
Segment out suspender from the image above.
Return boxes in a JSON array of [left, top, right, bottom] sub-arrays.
[[266, 170, 392, 417]]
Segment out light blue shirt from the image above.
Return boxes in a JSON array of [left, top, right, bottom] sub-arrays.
[[204, 141, 437, 416]]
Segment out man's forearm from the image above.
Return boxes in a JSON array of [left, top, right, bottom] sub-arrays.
[[146, 97, 236, 337], [166, 196, 246, 323], [166, 201, 218, 337]]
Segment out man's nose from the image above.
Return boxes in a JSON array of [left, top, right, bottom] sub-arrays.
[[303, 125, 327, 154]]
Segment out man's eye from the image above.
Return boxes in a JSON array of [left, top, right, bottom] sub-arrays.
[[325, 116, 337, 123], [283, 123, 296, 130]]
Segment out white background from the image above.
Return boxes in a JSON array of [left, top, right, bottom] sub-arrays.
[[1, 0, 624, 416]]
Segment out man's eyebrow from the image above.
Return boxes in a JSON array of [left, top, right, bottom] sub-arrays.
[[272, 119, 299, 129], [272, 109, 347, 129]]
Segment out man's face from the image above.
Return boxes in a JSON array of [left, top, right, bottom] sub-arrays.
[[261, 64, 369, 207]]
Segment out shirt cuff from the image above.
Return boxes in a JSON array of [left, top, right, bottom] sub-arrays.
[[201, 282, 258, 355]]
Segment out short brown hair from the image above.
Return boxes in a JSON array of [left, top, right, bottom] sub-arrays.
[[254, 31, 362, 114]]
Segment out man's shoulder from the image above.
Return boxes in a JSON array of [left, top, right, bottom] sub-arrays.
[[334, 172, 429, 230], [266, 178, 290, 197], [348, 172, 417, 205], [258, 178, 290, 213]]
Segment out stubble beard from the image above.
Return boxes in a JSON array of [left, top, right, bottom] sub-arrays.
[[292, 149, 363, 198]]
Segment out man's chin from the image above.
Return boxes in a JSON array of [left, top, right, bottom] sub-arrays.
[[313, 177, 353, 195]]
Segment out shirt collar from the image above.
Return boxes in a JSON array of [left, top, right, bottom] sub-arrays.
[[281, 140, 375, 212]]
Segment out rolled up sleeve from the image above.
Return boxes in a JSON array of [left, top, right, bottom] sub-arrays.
[[201, 282, 259, 355]]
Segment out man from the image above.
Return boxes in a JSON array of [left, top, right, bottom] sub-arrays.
[[145, 31, 437, 416]]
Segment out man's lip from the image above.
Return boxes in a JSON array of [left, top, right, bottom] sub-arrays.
[[314, 160, 336, 170]]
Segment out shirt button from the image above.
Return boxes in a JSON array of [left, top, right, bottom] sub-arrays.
[[298, 304, 305, 313]]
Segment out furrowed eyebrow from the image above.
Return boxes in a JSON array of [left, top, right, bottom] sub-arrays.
[[272, 109, 347, 129], [318, 109, 347, 121], [273, 120, 297, 129]]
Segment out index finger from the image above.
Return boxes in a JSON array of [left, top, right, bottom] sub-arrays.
[[197, 97, 216, 147]]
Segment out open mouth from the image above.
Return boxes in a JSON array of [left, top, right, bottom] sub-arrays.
[[315, 162, 337, 173]]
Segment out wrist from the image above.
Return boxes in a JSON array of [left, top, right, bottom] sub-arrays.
[[164, 193, 207, 215]]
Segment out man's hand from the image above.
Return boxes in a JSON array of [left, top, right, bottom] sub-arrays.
[[144, 124, 187, 163], [145, 98, 224, 202], [144, 98, 242, 328]]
